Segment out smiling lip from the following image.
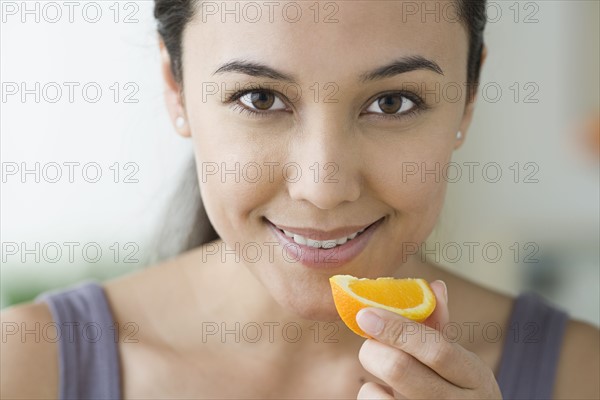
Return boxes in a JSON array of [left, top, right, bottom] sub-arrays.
[[267, 220, 379, 241], [266, 217, 384, 269]]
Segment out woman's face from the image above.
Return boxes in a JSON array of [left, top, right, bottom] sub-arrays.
[[168, 0, 476, 320]]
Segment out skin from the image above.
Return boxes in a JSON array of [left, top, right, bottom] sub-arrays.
[[1, 1, 599, 399]]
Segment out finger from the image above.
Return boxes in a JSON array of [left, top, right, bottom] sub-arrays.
[[357, 381, 395, 400], [359, 339, 464, 399], [356, 307, 485, 388], [423, 280, 450, 331]]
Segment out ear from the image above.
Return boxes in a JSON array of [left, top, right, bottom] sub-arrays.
[[159, 38, 191, 138], [455, 45, 488, 149]]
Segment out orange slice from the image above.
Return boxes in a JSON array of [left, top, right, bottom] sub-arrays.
[[329, 274, 436, 338]]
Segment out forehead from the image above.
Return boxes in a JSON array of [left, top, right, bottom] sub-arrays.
[[183, 0, 468, 82]]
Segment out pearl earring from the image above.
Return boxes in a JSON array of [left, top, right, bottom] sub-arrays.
[[175, 116, 186, 129], [456, 131, 463, 140]]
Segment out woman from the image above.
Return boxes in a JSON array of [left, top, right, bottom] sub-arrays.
[[2, 1, 599, 399]]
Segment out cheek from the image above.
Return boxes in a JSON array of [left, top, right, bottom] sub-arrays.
[[361, 129, 455, 246], [190, 128, 282, 239], [365, 135, 454, 211]]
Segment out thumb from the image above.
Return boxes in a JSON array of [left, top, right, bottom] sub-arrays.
[[423, 280, 450, 331]]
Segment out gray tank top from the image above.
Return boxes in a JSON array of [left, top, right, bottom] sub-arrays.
[[35, 280, 568, 399]]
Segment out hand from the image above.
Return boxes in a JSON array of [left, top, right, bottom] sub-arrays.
[[355, 280, 503, 399]]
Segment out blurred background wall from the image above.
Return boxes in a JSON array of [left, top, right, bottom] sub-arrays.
[[1, 1, 599, 326]]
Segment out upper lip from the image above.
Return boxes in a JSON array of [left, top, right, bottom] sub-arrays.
[[267, 217, 383, 241]]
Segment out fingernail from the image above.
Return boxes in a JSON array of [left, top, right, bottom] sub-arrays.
[[356, 309, 384, 335], [437, 280, 448, 304]]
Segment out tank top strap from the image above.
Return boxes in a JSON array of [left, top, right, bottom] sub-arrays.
[[496, 291, 569, 399], [35, 280, 121, 400]]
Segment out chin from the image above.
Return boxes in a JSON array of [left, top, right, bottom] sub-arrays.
[[253, 264, 347, 322], [290, 298, 342, 321]]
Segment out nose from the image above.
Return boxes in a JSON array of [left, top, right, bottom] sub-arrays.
[[287, 115, 362, 210]]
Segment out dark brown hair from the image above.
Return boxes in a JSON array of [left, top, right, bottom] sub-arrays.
[[151, 0, 488, 261]]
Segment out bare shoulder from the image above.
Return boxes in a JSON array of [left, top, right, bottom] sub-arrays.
[[553, 318, 600, 399], [100, 244, 227, 397], [101, 244, 218, 321], [0, 245, 221, 400], [100, 243, 229, 350], [437, 267, 599, 400], [0, 301, 59, 399]]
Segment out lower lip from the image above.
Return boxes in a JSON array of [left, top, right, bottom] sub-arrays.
[[266, 217, 384, 269]]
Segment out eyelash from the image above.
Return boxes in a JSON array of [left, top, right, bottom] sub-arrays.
[[224, 84, 279, 119], [223, 85, 429, 121]]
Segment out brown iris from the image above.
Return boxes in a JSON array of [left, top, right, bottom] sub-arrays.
[[377, 94, 404, 114], [249, 91, 275, 110]]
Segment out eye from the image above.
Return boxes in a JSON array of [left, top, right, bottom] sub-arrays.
[[365, 93, 416, 115], [238, 90, 287, 112]]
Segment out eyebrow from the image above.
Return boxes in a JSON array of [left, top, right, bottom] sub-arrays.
[[359, 55, 444, 83], [212, 56, 444, 84], [213, 60, 297, 82]]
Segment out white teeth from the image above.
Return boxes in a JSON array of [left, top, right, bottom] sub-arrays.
[[293, 234, 307, 245], [282, 228, 366, 248], [306, 239, 321, 248], [322, 240, 338, 249], [335, 237, 347, 245]]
